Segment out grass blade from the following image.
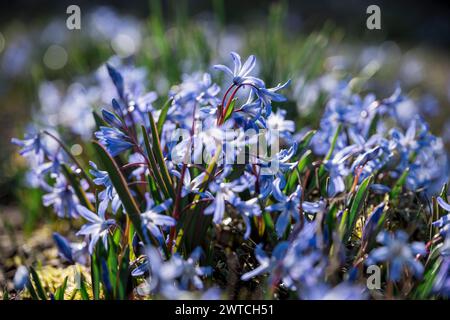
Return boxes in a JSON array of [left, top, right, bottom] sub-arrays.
[[92, 141, 148, 244], [156, 98, 173, 137], [141, 125, 171, 199], [54, 276, 68, 300], [345, 175, 373, 241], [297, 130, 316, 153], [29, 267, 47, 300], [148, 112, 175, 198], [91, 249, 101, 300], [79, 274, 90, 300]]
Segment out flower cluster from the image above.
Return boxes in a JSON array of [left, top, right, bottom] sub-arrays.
[[12, 52, 450, 300], [312, 86, 449, 197]]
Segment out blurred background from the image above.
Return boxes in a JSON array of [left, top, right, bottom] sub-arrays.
[[0, 0, 449, 290]]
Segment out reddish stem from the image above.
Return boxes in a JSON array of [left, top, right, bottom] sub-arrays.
[[219, 85, 242, 124], [121, 162, 148, 170], [218, 84, 236, 118], [217, 82, 260, 125]]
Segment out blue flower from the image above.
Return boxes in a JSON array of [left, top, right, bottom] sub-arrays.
[[76, 204, 116, 254], [214, 52, 264, 87], [258, 143, 298, 175], [204, 184, 227, 224], [137, 246, 184, 299], [140, 199, 175, 243], [128, 152, 148, 179], [228, 194, 261, 239], [241, 243, 289, 281], [366, 231, 426, 281], [234, 94, 266, 124], [13, 266, 29, 291], [277, 221, 327, 290], [267, 182, 300, 237], [351, 145, 382, 172], [361, 203, 385, 243], [433, 257, 450, 297], [370, 184, 391, 194], [178, 247, 212, 290], [53, 232, 88, 265], [95, 126, 133, 156], [171, 168, 207, 198], [253, 145, 298, 190], [36, 153, 64, 177], [323, 145, 358, 197], [42, 175, 80, 218], [89, 161, 121, 215], [204, 170, 254, 224], [265, 179, 324, 237], [302, 199, 326, 215], [53, 232, 74, 263], [386, 116, 449, 194], [102, 106, 123, 129], [11, 130, 48, 164], [299, 283, 367, 300], [106, 63, 125, 99], [266, 109, 296, 145], [170, 72, 220, 107], [256, 80, 291, 112], [434, 197, 450, 237], [242, 221, 324, 287], [235, 82, 290, 120]]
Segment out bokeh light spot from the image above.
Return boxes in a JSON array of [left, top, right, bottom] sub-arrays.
[[43, 44, 68, 70], [70, 144, 83, 156], [111, 33, 136, 58]]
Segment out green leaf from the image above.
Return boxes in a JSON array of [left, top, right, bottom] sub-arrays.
[[54, 276, 68, 300], [326, 203, 338, 239], [367, 113, 380, 137], [298, 130, 316, 153], [107, 237, 118, 297], [2, 287, 9, 300], [223, 98, 237, 122], [29, 267, 47, 300], [27, 281, 39, 300], [338, 209, 349, 240], [91, 250, 101, 300], [146, 173, 162, 203], [157, 98, 173, 137], [79, 274, 90, 300], [286, 150, 312, 192], [262, 211, 276, 239], [147, 112, 175, 198], [414, 257, 442, 299], [181, 201, 213, 253], [128, 222, 136, 262], [117, 246, 131, 300], [142, 125, 172, 199], [182, 144, 222, 252], [345, 175, 373, 241], [92, 141, 147, 243]]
